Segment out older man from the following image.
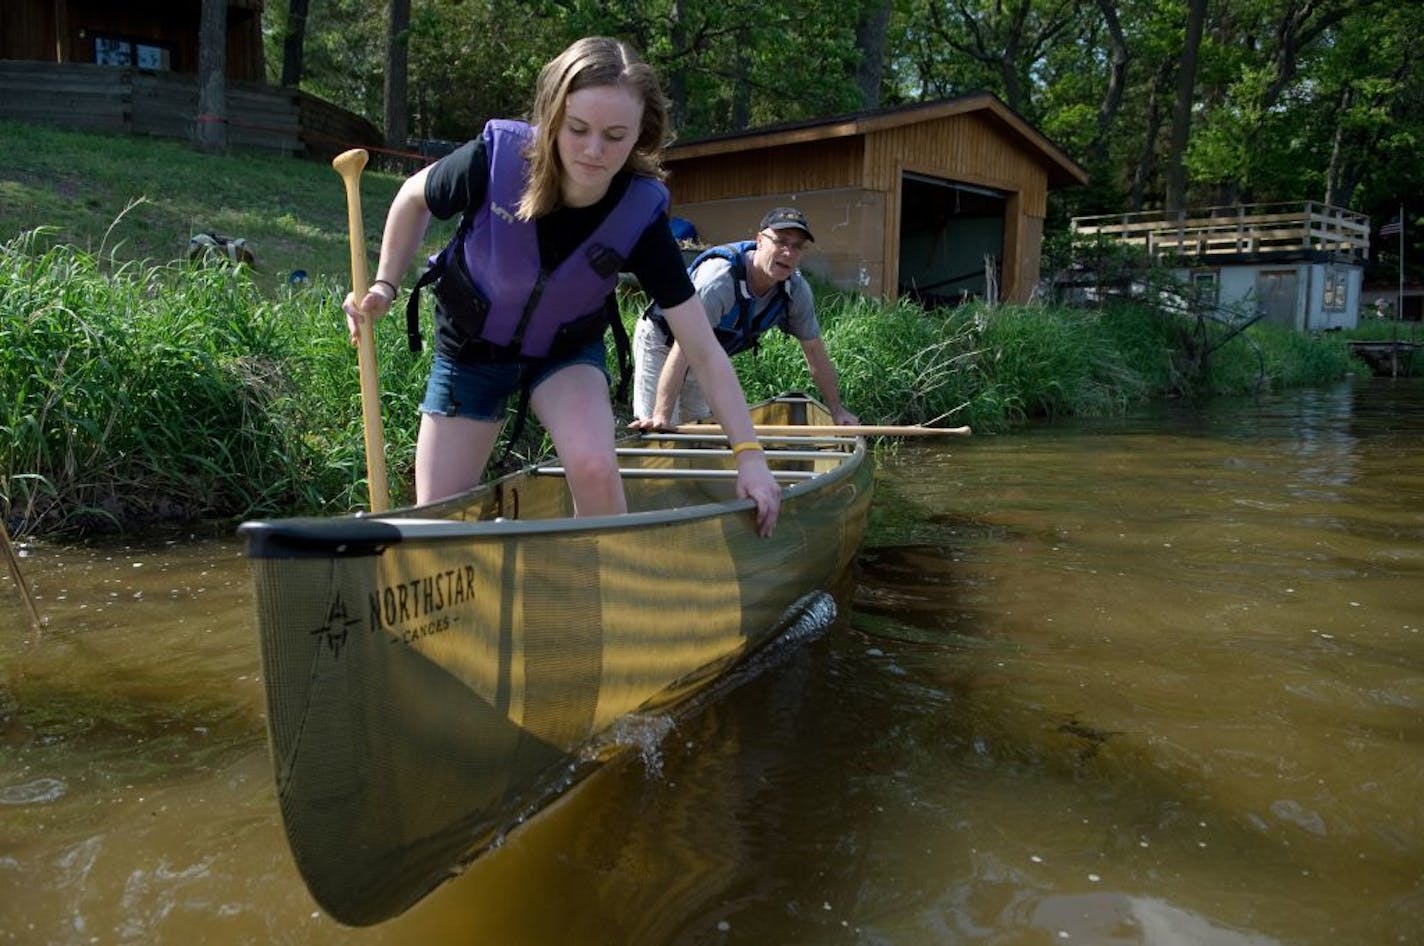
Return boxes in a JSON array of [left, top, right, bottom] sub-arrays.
[[631, 207, 859, 429]]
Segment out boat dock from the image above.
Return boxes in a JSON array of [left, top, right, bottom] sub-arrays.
[[1346, 340, 1420, 377]]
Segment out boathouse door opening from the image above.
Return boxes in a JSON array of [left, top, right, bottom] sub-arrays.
[[897, 173, 1006, 308]]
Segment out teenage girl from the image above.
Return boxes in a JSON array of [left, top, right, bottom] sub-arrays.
[[343, 36, 779, 535]]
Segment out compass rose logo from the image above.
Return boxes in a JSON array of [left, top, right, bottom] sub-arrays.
[[310, 593, 361, 658]]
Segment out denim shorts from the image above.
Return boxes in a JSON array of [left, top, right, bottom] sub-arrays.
[[419, 341, 609, 421]]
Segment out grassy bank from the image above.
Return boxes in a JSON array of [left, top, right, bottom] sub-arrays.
[[0, 123, 1378, 535], [0, 120, 421, 298]]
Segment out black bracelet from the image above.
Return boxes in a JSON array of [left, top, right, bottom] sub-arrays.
[[372, 278, 398, 297]]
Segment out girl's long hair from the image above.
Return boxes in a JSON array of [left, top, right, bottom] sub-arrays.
[[519, 36, 671, 221]]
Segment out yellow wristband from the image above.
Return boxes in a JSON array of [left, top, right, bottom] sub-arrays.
[[730, 440, 763, 456]]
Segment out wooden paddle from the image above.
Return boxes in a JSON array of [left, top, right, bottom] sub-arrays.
[[332, 148, 390, 513], [1, 521, 44, 632], [671, 423, 972, 437]]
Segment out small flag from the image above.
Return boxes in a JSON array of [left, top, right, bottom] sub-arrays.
[[1380, 214, 1403, 238]]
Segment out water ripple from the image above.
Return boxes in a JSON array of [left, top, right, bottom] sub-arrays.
[[0, 776, 66, 805]]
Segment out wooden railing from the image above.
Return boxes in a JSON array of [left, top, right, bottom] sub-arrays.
[[0, 60, 382, 158], [1071, 202, 1371, 259]]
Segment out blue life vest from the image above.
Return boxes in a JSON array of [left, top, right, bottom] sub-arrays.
[[405, 119, 669, 362], [651, 241, 793, 356]]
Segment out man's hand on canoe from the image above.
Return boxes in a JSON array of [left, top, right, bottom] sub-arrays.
[[627, 415, 676, 433]]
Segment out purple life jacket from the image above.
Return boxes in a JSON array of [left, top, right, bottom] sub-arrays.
[[407, 119, 669, 362]]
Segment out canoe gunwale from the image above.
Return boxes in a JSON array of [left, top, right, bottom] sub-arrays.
[[240, 437, 866, 559]]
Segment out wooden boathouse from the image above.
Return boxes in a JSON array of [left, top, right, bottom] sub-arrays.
[[663, 93, 1088, 306], [1071, 203, 1372, 331]]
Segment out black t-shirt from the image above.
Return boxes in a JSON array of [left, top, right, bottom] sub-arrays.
[[423, 137, 695, 310]]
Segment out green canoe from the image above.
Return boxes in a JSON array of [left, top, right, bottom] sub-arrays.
[[238, 394, 873, 925]]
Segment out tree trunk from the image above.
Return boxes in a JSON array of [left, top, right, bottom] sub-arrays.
[[854, 0, 892, 108], [1130, 59, 1173, 212], [1164, 0, 1207, 212], [280, 0, 310, 88], [196, 0, 227, 155], [666, 0, 689, 129], [1323, 86, 1351, 207], [384, 0, 411, 151], [998, 3, 1027, 113], [730, 27, 751, 129], [925, 0, 1079, 117], [1262, 1, 1363, 113], [1087, 0, 1130, 171]]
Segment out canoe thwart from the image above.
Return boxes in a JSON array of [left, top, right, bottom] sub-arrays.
[[536, 466, 818, 481], [672, 423, 971, 437], [615, 446, 846, 461], [643, 432, 859, 446]]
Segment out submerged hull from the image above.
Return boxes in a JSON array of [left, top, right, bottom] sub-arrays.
[[239, 396, 873, 925]]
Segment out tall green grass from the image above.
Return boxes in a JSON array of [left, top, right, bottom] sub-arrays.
[[0, 228, 1377, 536], [731, 293, 991, 426], [1, 230, 425, 533], [726, 292, 1357, 433]]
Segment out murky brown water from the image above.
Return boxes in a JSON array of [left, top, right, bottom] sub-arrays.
[[3, 378, 1422, 945]]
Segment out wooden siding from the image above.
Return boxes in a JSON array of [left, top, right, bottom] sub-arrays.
[[666, 137, 865, 204], [863, 113, 1048, 215], [298, 95, 386, 162], [668, 93, 1086, 190], [0, 1, 58, 62], [1, 61, 132, 134], [670, 188, 887, 296], [129, 71, 301, 153], [0, 0, 265, 82]]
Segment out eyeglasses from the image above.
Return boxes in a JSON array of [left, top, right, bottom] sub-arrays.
[[762, 231, 808, 253]]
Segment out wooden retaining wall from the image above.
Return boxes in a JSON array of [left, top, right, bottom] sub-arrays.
[[0, 60, 381, 158]]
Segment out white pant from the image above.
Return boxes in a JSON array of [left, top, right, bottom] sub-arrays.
[[631, 316, 711, 423]]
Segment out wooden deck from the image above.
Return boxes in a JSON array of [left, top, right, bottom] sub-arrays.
[[1072, 202, 1371, 260], [1346, 340, 1420, 377]]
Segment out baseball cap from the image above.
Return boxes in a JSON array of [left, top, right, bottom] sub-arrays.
[[760, 207, 815, 242]]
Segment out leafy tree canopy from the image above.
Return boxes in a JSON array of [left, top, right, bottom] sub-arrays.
[[266, 0, 1424, 282]]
